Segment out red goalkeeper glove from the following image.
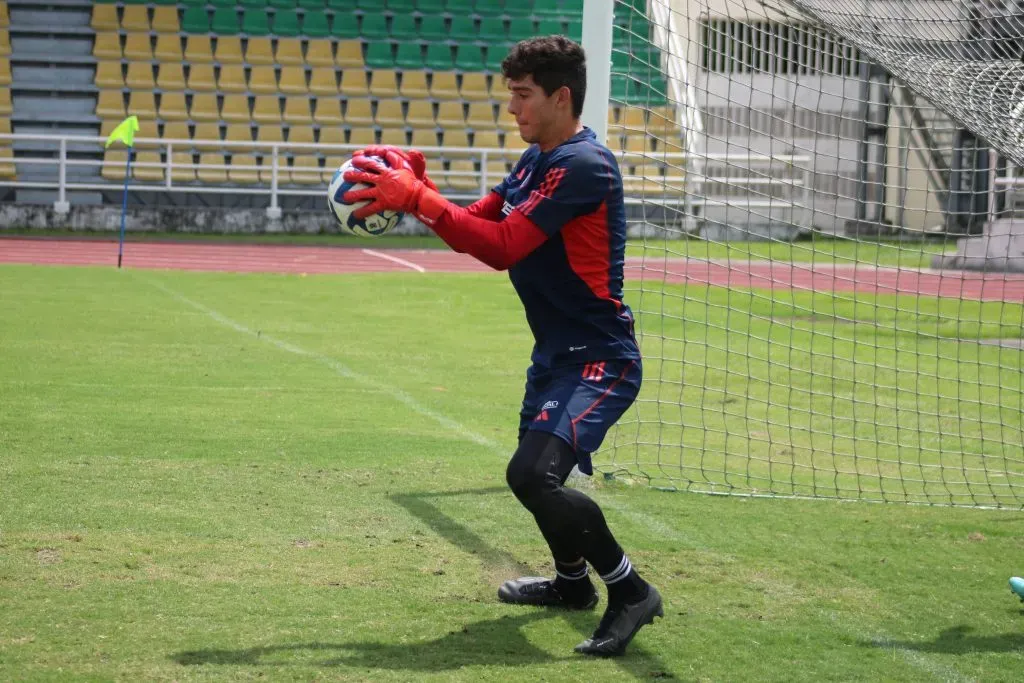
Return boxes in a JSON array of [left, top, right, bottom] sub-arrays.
[[352, 145, 439, 192], [342, 150, 449, 225]]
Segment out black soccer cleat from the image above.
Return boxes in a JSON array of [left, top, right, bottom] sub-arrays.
[[498, 576, 599, 610], [574, 585, 663, 657]]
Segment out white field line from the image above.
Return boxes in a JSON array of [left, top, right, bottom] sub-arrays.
[[361, 248, 427, 273]]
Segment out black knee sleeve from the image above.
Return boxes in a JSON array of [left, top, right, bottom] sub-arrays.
[[505, 430, 576, 510]]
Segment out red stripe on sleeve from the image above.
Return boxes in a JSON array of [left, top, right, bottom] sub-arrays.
[[429, 203, 548, 271], [465, 191, 505, 221]]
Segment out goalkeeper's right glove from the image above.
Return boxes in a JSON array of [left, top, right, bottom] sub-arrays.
[[352, 145, 439, 192]]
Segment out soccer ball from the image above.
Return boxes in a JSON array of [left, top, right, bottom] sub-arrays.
[[326, 155, 404, 237]]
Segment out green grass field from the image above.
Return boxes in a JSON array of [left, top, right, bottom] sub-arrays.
[[2, 262, 1023, 681]]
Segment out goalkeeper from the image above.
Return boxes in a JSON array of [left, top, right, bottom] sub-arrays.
[[342, 35, 662, 657]]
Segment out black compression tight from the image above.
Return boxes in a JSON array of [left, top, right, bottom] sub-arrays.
[[505, 430, 624, 577]]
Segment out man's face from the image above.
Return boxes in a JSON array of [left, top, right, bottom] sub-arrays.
[[506, 75, 567, 144]]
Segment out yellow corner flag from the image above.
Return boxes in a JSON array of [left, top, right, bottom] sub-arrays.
[[105, 115, 140, 149]]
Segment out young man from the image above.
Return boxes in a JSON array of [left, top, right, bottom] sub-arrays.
[[343, 35, 662, 657]]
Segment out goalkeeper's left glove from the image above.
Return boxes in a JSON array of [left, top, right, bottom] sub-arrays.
[[342, 150, 449, 226]]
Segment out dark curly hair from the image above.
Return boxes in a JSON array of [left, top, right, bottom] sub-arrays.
[[501, 36, 587, 119]]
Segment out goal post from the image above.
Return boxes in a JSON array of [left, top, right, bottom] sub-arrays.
[[582, 0, 1024, 508]]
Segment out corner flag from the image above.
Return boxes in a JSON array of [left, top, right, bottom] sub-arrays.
[[105, 116, 140, 268]]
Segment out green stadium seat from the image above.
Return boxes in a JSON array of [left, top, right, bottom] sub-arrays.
[[181, 7, 210, 33], [302, 11, 330, 37], [474, 0, 503, 17], [298, 0, 326, 9], [425, 43, 453, 70], [326, 0, 358, 10], [447, 0, 473, 14], [455, 45, 484, 71], [365, 42, 394, 68], [269, 0, 298, 8], [503, 3, 532, 18], [508, 18, 534, 41], [419, 16, 447, 41], [180, 0, 209, 5], [242, 10, 271, 35], [240, 0, 269, 7], [484, 46, 504, 71], [537, 19, 563, 36], [561, 0, 583, 18], [211, 0, 240, 7], [212, 8, 241, 34], [360, 14, 388, 40], [387, 0, 417, 11], [417, 0, 445, 12], [478, 17, 505, 42], [331, 13, 360, 39], [391, 15, 417, 40], [395, 43, 423, 69], [566, 20, 581, 41], [533, 0, 560, 17], [448, 16, 475, 40], [273, 9, 301, 35], [151, 0, 180, 5]]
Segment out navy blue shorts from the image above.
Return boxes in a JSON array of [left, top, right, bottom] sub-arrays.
[[518, 359, 642, 475]]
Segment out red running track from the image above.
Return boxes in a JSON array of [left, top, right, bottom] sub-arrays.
[[2, 238, 1023, 302]]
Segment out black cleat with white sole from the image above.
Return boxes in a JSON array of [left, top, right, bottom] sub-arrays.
[[574, 585, 663, 657], [498, 576, 599, 610]]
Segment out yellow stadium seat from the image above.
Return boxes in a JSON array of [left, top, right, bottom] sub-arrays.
[[379, 128, 407, 147], [245, 37, 275, 66], [120, 6, 149, 31], [196, 153, 228, 183], [157, 63, 186, 91], [0, 87, 8, 114], [102, 149, 128, 182], [252, 95, 281, 123], [288, 125, 316, 149], [484, 159, 510, 185], [466, 102, 495, 129], [400, 71, 429, 99], [160, 121, 190, 143], [229, 154, 260, 184], [0, 2, 8, 29], [187, 64, 216, 91], [123, 34, 153, 61], [490, 79, 511, 102], [188, 93, 220, 122], [411, 129, 438, 150], [443, 129, 471, 157], [217, 65, 247, 94], [278, 67, 308, 95], [275, 38, 304, 66], [495, 109, 517, 132], [185, 36, 214, 64], [258, 151, 285, 184], [214, 36, 243, 64], [91, 4, 119, 32], [128, 91, 157, 118], [0, 29, 7, 57], [192, 122, 222, 151], [460, 73, 489, 101], [347, 128, 376, 147], [343, 99, 372, 126], [405, 100, 434, 128], [334, 40, 362, 68], [436, 101, 465, 128], [426, 158, 445, 186], [473, 131, 501, 150], [0, 56, 8, 86], [256, 124, 284, 145], [151, 6, 179, 34], [224, 123, 253, 147], [283, 98, 313, 124], [158, 92, 189, 121], [309, 69, 338, 95], [369, 70, 399, 98], [220, 95, 250, 123], [93, 32, 121, 60], [313, 97, 343, 125], [340, 69, 369, 97], [133, 151, 165, 183], [289, 155, 322, 185], [94, 61, 124, 89], [154, 34, 183, 62], [319, 128, 346, 148], [248, 66, 278, 95], [306, 41, 335, 68], [375, 100, 403, 127], [170, 152, 196, 183], [430, 72, 459, 100], [446, 160, 479, 191], [322, 156, 342, 184]]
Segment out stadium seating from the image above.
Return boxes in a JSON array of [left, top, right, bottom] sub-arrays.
[[86, 0, 675, 190]]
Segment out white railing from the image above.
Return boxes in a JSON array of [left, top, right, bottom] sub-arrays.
[[0, 133, 810, 223]]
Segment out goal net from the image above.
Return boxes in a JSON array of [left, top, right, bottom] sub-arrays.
[[594, 0, 1024, 507]]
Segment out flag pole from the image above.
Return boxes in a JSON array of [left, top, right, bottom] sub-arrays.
[[104, 115, 140, 270]]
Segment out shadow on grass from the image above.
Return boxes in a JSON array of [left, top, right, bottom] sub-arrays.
[[865, 625, 1024, 654]]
